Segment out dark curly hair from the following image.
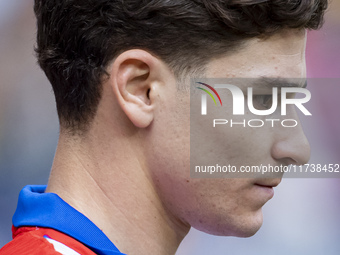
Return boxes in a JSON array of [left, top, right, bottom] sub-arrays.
[[34, 0, 328, 133]]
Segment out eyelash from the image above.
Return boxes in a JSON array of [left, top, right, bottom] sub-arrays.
[[254, 95, 274, 109]]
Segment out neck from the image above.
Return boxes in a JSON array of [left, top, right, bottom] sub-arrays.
[[46, 132, 189, 255]]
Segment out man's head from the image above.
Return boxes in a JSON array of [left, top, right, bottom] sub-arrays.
[[35, 0, 327, 241], [34, 0, 327, 133]]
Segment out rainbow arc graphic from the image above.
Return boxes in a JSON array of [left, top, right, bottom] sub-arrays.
[[196, 82, 223, 106]]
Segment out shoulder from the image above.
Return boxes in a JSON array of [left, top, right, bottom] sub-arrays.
[[0, 227, 61, 255], [0, 227, 96, 255]]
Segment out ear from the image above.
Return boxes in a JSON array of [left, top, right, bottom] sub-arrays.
[[109, 50, 163, 128]]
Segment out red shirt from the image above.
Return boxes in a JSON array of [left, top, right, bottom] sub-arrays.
[[0, 226, 97, 255]]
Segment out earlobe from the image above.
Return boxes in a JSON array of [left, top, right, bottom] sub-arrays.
[[109, 50, 159, 128]]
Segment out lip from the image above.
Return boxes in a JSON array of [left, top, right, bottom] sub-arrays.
[[254, 178, 281, 188], [253, 178, 281, 199], [254, 184, 275, 198]]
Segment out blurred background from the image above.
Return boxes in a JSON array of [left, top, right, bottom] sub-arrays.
[[0, 1, 339, 254]]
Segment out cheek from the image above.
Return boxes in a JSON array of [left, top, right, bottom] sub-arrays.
[[191, 89, 276, 172], [192, 116, 274, 171], [147, 91, 269, 236]]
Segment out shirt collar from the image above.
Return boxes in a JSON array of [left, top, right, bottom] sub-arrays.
[[13, 185, 125, 255]]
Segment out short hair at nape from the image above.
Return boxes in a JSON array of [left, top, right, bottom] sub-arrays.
[[34, 0, 328, 134]]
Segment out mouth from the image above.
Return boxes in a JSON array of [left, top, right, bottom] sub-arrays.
[[253, 179, 282, 199], [254, 179, 282, 188]]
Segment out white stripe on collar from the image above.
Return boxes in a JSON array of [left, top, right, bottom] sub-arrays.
[[44, 236, 81, 255]]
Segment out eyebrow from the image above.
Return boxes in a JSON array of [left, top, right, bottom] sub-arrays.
[[253, 77, 308, 89]]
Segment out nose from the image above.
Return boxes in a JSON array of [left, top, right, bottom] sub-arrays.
[[271, 112, 311, 166]]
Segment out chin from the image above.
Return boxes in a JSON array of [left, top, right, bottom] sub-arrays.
[[193, 209, 264, 237], [231, 223, 263, 238]]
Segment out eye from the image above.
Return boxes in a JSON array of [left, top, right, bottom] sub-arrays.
[[254, 95, 273, 109]]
